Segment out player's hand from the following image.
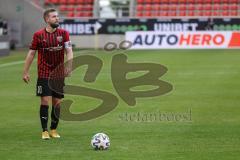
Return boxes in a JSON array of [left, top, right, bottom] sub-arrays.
[[64, 67, 72, 77], [23, 72, 30, 83]]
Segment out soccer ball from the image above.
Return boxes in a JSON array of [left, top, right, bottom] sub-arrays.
[[91, 133, 110, 150]]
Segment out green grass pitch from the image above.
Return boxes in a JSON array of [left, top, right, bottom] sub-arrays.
[[0, 49, 240, 160]]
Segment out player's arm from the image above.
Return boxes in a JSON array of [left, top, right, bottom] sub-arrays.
[[65, 47, 73, 61], [22, 49, 36, 83], [64, 41, 73, 77]]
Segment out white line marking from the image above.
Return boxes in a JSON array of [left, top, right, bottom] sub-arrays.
[[0, 61, 25, 68], [0, 60, 36, 68], [0, 50, 91, 69]]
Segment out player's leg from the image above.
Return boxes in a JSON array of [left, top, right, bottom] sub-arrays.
[[40, 96, 51, 139], [50, 97, 61, 130], [49, 77, 64, 138], [40, 96, 51, 131], [49, 97, 62, 138], [36, 78, 52, 139]]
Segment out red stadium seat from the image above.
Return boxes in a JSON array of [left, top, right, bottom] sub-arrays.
[[137, 0, 144, 4], [67, 11, 75, 17], [230, 0, 238, 3], [68, 0, 76, 5], [59, 0, 67, 4], [45, 0, 59, 5], [83, 12, 93, 17], [197, 11, 204, 16], [44, 0, 51, 5], [221, 4, 229, 10], [161, 4, 169, 10], [169, 0, 179, 3], [230, 4, 238, 10], [86, 0, 94, 4], [152, 5, 161, 11], [230, 11, 238, 16], [76, 0, 84, 4], [59, 5, 68, 11], [179, 11, 186, 16], [213, 4, 221, 10], [168, 11, 177, 16], [75, 11, 93, 17], [188, 0, 195, 3], [213, 11, 220, 16], [179, 0, 187, 3], [179, 4, 186, 10], [152, 0, 161, 3], [145, 0, 152, 3], [152, 11, 159, 17], [196, 4, 203, 10], [51, 0, 59, 4], [195, 0, 203, 3], [169, 4, 177, 10], [204, 0, 212, 3], [187, 4, 195, 10], [143, 11, 152, 17], [75, 12, 83, 17], [76, 6, 83, 11], [136, 12, 143, 17], [213, 0, 221, 3], [67, 7, 75, 12], [85, 5, 93, 11], [59, 5, 75, 11], [137, 4, 144, 11], [187, 11, 195, 16], [222, 0, 229, 3], [160, 0, 169, 3], [203, 4, 212, 10], [159, 11, 168, 16], [222, 11, 229, 16], [145, 4, 152, 11], [204, 11, 212, 16]]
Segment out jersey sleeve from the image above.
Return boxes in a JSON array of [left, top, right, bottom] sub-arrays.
[[29, 33, 38, 50], [64, 31, 72, 49]]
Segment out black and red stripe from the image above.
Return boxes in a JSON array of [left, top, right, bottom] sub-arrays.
[[29, 28, 70, 78]]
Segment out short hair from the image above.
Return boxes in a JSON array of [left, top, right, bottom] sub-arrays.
[[43, 8, 57, 22]]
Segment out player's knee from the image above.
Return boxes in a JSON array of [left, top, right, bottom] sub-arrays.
[[52, 98, 61, 107], [41, 97, 50, 106], [41, 100, 49, 106]]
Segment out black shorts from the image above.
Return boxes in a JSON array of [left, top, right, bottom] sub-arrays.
[[36, 78, 64, 99]]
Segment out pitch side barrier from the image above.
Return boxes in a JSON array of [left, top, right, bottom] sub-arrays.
[[60, 18, 240, 35], [59, 17, 240, 49]]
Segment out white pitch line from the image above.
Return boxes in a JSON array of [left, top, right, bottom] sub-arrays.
[[0, 50, 96, 69], [0, 60, 36, 68], [0, 61, 25, 68]]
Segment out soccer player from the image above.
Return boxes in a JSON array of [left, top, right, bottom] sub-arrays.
[[22, 8, 73, 140]]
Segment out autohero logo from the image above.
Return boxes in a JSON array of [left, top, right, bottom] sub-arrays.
[[126, 31, 240, 49], [132, 33, 224, 46]]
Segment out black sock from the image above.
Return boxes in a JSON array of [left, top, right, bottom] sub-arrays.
[[50, 105, 60, 130], [40, 105, 49, 132]]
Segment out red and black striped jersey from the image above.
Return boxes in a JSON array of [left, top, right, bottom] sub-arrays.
[[29, 28, 70, 78]]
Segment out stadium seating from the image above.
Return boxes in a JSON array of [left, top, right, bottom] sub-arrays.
[[44, 0, 94, 17], [136, 0, 240, 17], [44, 0, 239, 18]]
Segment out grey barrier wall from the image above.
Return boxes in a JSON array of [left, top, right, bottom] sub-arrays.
[[0, 35, 10, 56], [0, 0, 44, 47]]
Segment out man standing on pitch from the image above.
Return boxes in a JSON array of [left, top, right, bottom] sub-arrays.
[[22, 8, 73, 140]]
